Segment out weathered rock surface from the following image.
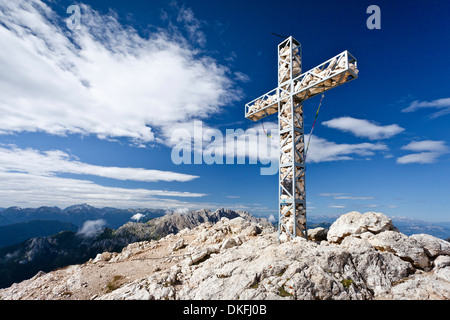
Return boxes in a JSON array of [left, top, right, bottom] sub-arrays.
[[327, 211, 397, 243], [0, 211, 449, 300]]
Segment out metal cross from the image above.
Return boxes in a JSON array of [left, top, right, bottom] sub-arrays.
[[245, 36, 358, 241]]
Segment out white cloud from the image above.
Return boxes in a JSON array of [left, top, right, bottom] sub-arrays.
[[334, 196, 376, 200], [322, 117, 404, 140], [397, 140, 449, 164], [268, 214, 276, 223], [402, 98, 450, 118], [167, 120, 279, 164], [175, 5, 206, 47], [396, 152, 444, 164], [77, 219, 106, 237], [168, 121, 388, 165], [174, 207, 190, 215], [0, 145, 206, 208], [0, 145, 198, 182], [400, 140, 448, 153], [0, 170, 206, 209], [0, 1, 239, 144], [234, 71, 251, 83], [319, 193, 375, 200], [305, 135, 388, 163], [131, 213, 145, 221], [318, 193, 347, 197]]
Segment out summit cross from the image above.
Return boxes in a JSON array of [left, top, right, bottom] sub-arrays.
[[245, 36, 358, 241]]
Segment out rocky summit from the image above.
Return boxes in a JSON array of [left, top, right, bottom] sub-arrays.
[[0, 211, 449, 300]]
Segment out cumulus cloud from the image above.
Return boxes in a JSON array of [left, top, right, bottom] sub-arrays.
[[268, 214, 276, 223], [397, 140, 449, 164], [167, 121, 388, 165], [400, 140, 448, 153], [305, 135, 388, 163], [402, 98, 450, 118], [0, 1, 239, 144], [131, 213, 145, 221], [174, 207, 190, 215], [168, 121, 388, 165], [322, 117, 404, 140], [77, 219, 106, 237]]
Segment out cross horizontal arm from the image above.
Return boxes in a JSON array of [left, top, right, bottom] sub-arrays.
[[245, 50, 358, 122]]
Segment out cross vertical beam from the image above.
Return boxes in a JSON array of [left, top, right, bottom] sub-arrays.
[[277, 37, 306, 241], [245, 36, 358, 242]]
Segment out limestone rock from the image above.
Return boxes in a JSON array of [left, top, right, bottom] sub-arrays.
[[93, 252, 112, 263], [365, 231, 429, 269], [327, 211, 397, 243], [172, 239, 186, 251], [1, 210, 449, 301], [434, 256, 450, 269], [307, 227, 328, 241], [409, 234, 450, 258]]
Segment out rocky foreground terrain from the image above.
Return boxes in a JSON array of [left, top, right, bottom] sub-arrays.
[[1, 211, 449, 300]]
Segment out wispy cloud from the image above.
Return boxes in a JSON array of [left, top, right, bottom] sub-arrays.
[[319, 193, 375, 200], [0, 1, 239, 144], [0, 145, 198, 182], [402, 98, 450, 118], [172, 3, 207, 47], [397, 140, 449, 164], [322, 117, 404, 140], [77, 219, 106, 237], [400, 140, 448, 153], [318, 193, 347, 197], [0, 171, 206, 209], [0, 145, 206, 208], [334, 196, 376, 200]]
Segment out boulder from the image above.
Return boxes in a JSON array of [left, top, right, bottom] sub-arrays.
[[172, 239, 186, 251], [308, 227, 328, 241], [365, 231, 429, 269], [434, 256, 450, 269], [327, 211, 396, 243], [92, 252, 112, 263], [409, 234, 450, 258]]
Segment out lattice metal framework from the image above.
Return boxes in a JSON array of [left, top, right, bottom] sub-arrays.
[[245, 36, 358, 241]]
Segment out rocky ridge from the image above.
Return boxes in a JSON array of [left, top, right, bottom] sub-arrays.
[[1, 211, 449, 300]]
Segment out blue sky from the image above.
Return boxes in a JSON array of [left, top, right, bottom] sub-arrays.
[[0, 0, 449, 222]]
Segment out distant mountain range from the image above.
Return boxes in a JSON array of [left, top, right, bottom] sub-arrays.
[[309, 214, 450, 239], [0, 204, 449, 289], [0, 208, 270, 289], [0, 204, 166, 229], [0, 220, 78, 248]]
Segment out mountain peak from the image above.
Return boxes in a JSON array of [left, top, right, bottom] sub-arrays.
[[63, 203, 96, 211], [1, 211, 449, 300]]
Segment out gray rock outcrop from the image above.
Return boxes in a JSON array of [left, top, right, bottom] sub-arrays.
[[0, 211, 449, 300]]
